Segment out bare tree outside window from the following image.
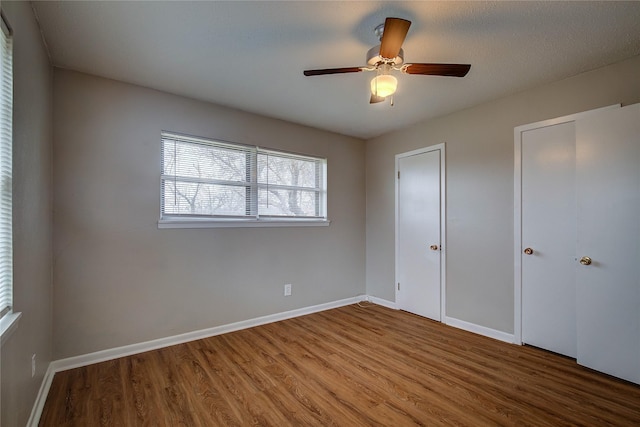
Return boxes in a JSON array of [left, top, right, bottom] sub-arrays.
[[161, 133, 326, 221], [258, 153, 320, 217]]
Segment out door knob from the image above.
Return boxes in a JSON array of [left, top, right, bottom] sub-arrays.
[[430, 245, 439, 251], [523, 248, 534, 255], [579, 256, 592, 266]]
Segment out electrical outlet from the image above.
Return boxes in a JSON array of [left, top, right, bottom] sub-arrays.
[[284, 283, 292, 296], [31, 354, 36, 378]]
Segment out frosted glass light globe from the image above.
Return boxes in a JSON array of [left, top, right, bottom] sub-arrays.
[[370, 74, 397, 98]]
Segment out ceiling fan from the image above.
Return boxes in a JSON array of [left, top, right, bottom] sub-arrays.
[[303, 17, 471, 104]]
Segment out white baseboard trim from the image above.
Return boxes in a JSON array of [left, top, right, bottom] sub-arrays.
[[28, 295, 366, 426], [367, 296, 397, 310], [52, 296, 364, 373], [26, 363, 56, 427], [445, 316, 515, 344], [31, 296, 516, 426]]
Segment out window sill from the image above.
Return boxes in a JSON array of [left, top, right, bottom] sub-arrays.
[[1, 312, 22, 346], [158, 218, 331, 229]]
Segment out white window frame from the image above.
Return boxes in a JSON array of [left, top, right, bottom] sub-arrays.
[[0, 11, 20, 344], [158, 132, 329, 228]]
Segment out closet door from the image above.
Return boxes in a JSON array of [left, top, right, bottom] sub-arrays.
[[575, 104, 640, 384], [521, 122, 577, 357]]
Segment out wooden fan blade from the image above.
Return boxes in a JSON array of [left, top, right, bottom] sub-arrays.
[[370, 94, 385, 104], [303, 67, 363, 76], [379, 17, 411, 59], [404, 63, 471, 77]]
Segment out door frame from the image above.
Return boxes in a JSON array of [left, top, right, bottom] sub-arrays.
[[513, 105, 619, 345], [395, 143, 446, 320]]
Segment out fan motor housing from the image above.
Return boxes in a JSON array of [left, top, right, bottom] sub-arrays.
[[367, 45, 404, 66]]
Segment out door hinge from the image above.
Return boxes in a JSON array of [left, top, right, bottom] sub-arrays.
[[397, 282, 400, 290], [397, 171, 400, 179]]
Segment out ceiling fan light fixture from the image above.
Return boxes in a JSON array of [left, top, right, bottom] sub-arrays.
[[302, 17, 471, 104], [370, 74, 397, 98]]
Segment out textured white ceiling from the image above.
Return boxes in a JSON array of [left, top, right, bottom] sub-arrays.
[[32, 1, 640, 139]]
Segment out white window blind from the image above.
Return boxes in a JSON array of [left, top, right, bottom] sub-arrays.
[[161, 132, 327, 222], [0, 15, 13, 319], [257, 149, 325, 218]]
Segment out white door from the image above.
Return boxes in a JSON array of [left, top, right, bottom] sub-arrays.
[[575, 104, 640, 384], [396, 147, 442, 320], [521, 122, 577, 357]]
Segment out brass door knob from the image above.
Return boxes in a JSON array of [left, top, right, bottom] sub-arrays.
[[430, 245, 439, 251], [524, 248, 533, 255], [579, 256, 592, 266]]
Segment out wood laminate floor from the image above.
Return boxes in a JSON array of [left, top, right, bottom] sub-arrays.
[[40, 304, 640, 426]]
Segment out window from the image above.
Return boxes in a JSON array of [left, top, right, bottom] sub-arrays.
[[160, 132, 328, 227], [0, 13, 12, 322]]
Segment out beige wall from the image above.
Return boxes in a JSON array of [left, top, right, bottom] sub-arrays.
[[366, 55, 640, 333], [52, 70, 366, 359], [1, 2, 53, 426]]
